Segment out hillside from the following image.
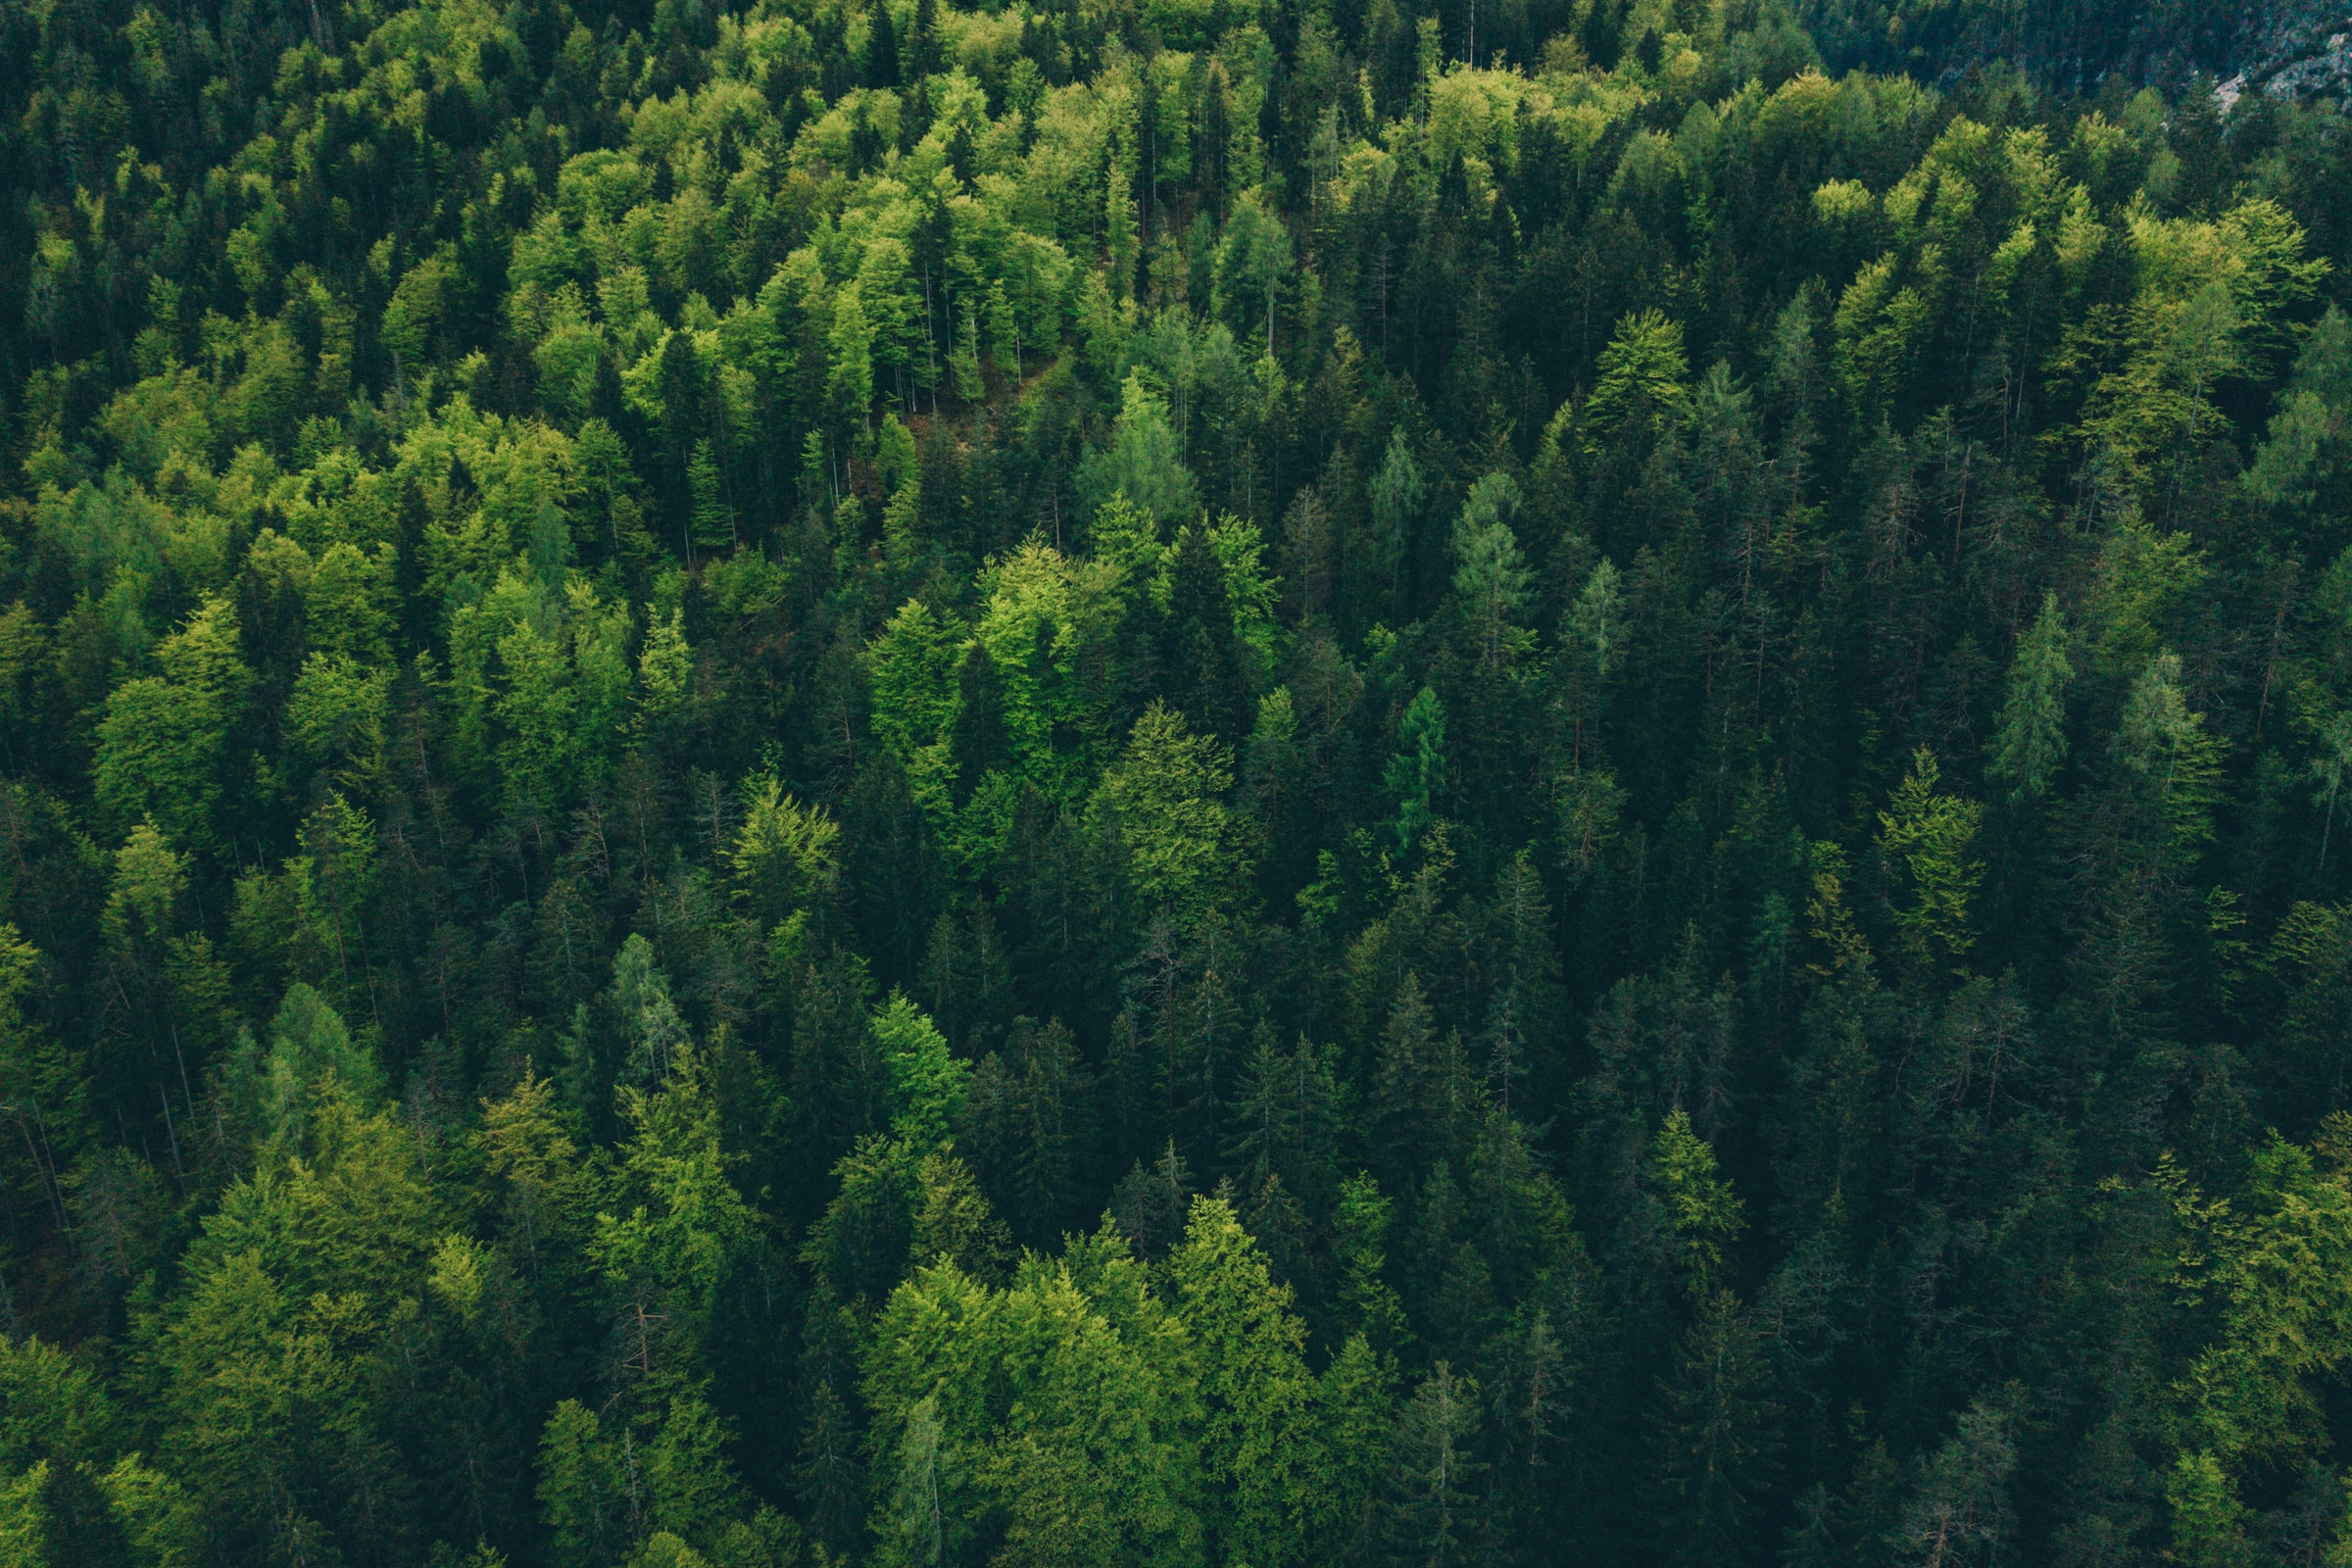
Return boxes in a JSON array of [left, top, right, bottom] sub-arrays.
[[4, 0, 2352, 1564]]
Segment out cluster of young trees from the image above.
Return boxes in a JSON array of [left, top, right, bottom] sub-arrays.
[[5, 0, 2352, 1560]]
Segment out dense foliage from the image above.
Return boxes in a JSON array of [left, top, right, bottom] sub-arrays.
[[5, 0, 2352, 1562]]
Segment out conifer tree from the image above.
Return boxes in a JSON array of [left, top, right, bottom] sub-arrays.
[[1987, 594, 2074, 805], [1380, 1362, 1488, 1568]]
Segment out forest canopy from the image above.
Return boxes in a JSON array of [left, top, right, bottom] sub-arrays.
[[5, 0, 2352, 1563]]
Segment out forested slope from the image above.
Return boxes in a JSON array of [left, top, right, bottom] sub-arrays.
[[4, 0, 2352, 1563]]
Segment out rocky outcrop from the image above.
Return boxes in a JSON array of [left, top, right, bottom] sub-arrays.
[[2218, 5, 2352, 108], [1799, 0, 2352, 105]]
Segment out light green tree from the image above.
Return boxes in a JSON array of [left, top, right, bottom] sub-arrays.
[[1650, 1108, 1744, 1299], [730, 776, 841, 928], [539, 1399, 627, 1568], [866, 599, 965, 762], [1876, 748, 1986, 973], [1451, 472, 1533, 669], [1385, 687, 1447, 854], [1096, 701, 1244, 916], [94, 596, 249, 847], [872, 1395, 958, 1568], [873, 993, 968, 1151], [226, 982, 387, 1151], [829, 281, 877, 431], [1077, 374, 1200, 525], [2114, 652, 2223, 854], [1167, 1195, 1317, 1565], [1212, 191, 1294, 351], [1587, 308, 1692, 447], [593, 1042, 761, 1366], [1987, 594, 2075, 804]]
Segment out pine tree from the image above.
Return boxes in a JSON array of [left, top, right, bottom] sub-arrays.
[[1168, 1195, 1318, 1567], [1161, 522, 1251, 744], [1896, 1393, 2019, 1568], [1987, 594, 2074, 804], [1370, 972, 1442, 1186], [540, 1401, 628, 1568], [1875, 749, 1985, 976], [1111, 1139, 1195, 1259], [787, 952, 890, 1206], [864, 0, 901, 87], [1097, 702, 1243, 918], [1451, 473, 1532, 671], [1075, 374, 1200, 529], [908, 1152, 1012, 1280], [688, 439, 734, 554], [1379, 1363, 1488, 1568], [1226, 1024, 1339, 1212], [794, 1377, 868, 1555], [1480, 851, 1562, 1119], [908, 0, 943, 80], [872, 1396, 957, 1567], [1370, 430, 1428, 619], [1385, 689, 1447, 854], [1649, 1291, 1781, 1568]]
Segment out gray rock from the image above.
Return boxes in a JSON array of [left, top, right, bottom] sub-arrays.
[[2219, 3, 2352, 107]]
